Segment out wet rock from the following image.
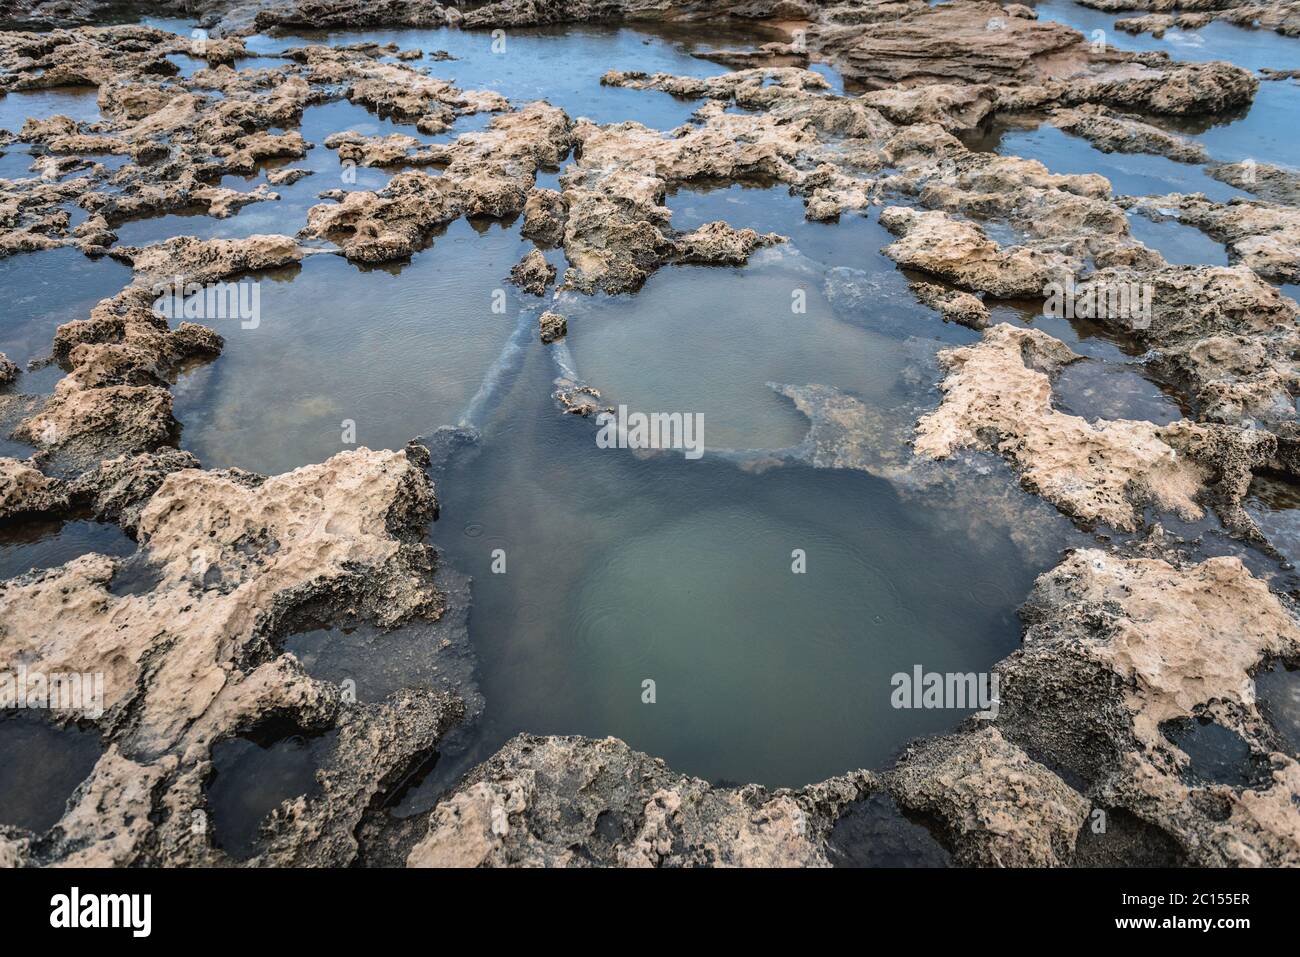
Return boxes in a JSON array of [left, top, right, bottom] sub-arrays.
[[250, 0, 455, 33], [806, 1, 1257, 116], [521, 186, 566, 245], [558, 104, 843, 291], [407, 733, 875, 867], [603, 66, 890, 138], [0, 445, 470, 867], [11, 283, 223, 474], [111, 234, 305, 286], [509, 247, 555, 296], [913, 323, 1268, 533], [0, 456, 69, 519], [0, 445, 442, 747], [538, 310, 567, 344], [1115, 12, 1216, 38], [0, 352, 17, 386], [12, 381, 178, 474], [889, 727, 1090, 867], [192, 183, 280, 219], [908, 281, 990, 328], [266, 167, 312, 187], [1125, 192, 1300, 284], [1210, 160, 1300, 206], [1048, 104, 1208, 163], [1078, 262, 1299, 431], [333, 55, 507, 132], [674, 221, 785, 265], [323, 130, 443, 168], [823, 791, 952, 867], [880, 206, 1073, 297], [995, 549, 1300, 866], [861, 84, 997, 133], [303, 103, 573, 262], [303, 173, 460, 263], [66, 448, 201, 535], [247, 688, 465, 867], [1103, 0, 1300, 40]]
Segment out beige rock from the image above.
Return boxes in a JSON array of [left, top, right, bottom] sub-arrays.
[[890, 727, 1090, 867], [914, 324, 1208, 531], [880, 207, 1073, 297]]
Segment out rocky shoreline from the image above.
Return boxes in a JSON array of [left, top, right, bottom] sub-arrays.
[[1, 0, 1298, 867]]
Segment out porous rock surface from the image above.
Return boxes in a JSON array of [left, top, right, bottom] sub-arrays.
[[0, 446, 468, 867]]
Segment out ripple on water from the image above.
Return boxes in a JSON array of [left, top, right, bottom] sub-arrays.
[[1246, 472, 1300, 567], [423, 381, 1075, 788]]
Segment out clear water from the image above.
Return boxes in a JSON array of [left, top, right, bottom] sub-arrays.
[[985, 125, 1249, 202], [172, 219, 534, 474], [413, 350, 1079, 791], [205, 726, 337, 859], [0, 249, 133, 373], [0, 517, 136, 581], [0, 713, 102, 833]]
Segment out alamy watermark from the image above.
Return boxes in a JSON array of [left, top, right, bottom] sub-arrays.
[[152, 276, 261, 329], [2, 666, 104, 719], [50, 887, 151, 937], [595, 405, 705, 460], [891, 666, 999, 718]]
